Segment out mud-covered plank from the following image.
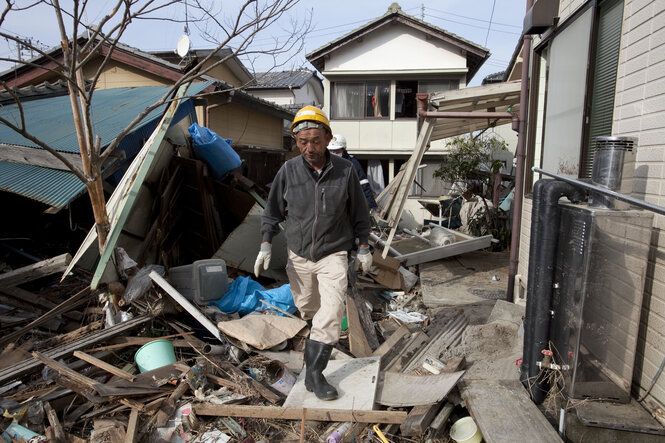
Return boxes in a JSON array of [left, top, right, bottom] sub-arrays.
[[460, 379, 562, 443]]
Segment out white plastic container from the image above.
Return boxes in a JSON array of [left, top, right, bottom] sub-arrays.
[[450, 416, 482, 443]]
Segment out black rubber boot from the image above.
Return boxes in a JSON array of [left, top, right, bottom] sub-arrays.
[[304, 338, 338, 400]]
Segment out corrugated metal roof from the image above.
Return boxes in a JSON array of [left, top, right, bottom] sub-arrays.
[[0, 82, 212, 153], [248, 70, 314, 89], [0, 82, 211, 208], [0, 161, 86, 208]]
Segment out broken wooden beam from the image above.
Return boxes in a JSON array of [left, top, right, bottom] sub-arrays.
[[33, 351, 100, 391], [0, 253, 72, 287], [44, 401, 66, 443], [73, 351, 135, 382], [346, 290, 373, 358], [194, 404, 407, 424]]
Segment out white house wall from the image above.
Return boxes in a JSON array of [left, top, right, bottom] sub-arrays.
[[250, 89, 296, 106], [324, 25, 468, 73]]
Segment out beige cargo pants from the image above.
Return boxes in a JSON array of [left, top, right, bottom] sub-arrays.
[[286, 250, 347, 345]]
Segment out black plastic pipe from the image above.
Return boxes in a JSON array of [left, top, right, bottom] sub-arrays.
[[521, 179, 585, 403]]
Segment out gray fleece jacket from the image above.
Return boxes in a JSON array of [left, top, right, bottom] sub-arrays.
[[261, 153, 370, 262]]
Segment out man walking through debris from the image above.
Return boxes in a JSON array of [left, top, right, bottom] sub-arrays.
[[254, 105, 372, 400], [327, 133, 378, 210]]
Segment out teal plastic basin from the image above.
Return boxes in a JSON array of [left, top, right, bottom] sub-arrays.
[[134, 339, 176, 373]]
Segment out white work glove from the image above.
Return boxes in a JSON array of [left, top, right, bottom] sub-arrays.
[[254, 242, 272, 277], [357, 245, 372, 274]]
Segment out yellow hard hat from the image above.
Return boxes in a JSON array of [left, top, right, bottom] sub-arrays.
[[290, 105, 331, 135]]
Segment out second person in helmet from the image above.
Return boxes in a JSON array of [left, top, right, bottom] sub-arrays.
[[328, 134, 378, 210]]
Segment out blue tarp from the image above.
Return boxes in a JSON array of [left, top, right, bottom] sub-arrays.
[[212, 276, 297, 317], [188, 123, 241, 179]]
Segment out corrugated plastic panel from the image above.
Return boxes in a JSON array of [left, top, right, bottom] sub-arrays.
[[0, 161, 85, 208], [0, 82, 211, 153]]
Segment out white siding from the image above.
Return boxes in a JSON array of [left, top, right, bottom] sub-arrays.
[[324, 25, 467, 73]]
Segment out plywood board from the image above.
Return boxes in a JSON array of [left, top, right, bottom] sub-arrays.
[[460, 380, 562, 443], [376, 371, 464, 406], [283, 357, 380, 411]]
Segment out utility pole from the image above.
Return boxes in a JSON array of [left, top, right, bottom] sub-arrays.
[[420, 3, 425, 20]]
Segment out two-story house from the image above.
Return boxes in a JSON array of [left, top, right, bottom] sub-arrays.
[[306, 3, 495, 222]]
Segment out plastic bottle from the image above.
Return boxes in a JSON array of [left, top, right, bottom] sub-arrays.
[[326, 422, 353, 443]]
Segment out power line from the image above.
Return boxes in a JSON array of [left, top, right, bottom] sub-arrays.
[[425, 13, 520, 36], [485, 0, 497, 47], [426, 6, 522, 29]]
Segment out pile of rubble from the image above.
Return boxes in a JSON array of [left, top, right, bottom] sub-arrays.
[[0, 232, 516, 443]]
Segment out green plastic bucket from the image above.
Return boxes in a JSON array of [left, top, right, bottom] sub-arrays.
[[134, 339, 177, 373]]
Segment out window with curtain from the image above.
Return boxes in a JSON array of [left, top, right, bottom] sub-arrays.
[[332, 82, 363, 119], [331, 81, 389, 119]]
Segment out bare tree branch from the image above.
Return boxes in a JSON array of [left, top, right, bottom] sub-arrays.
[[0, 0, 309, 251]]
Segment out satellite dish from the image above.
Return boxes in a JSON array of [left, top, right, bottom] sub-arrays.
[[176, 34, 190, 57]]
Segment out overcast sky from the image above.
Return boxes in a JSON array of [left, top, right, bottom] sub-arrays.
[[0, 0, 526, 86]]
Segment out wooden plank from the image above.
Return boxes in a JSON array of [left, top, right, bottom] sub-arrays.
[[346, 290, 373, 358], [372, 325, 412, 367], [0, 286, 58, 309], [33, 351, 99, 390], [73, 351, 135, 382], [394, 235, 494, 266], [54, 375, 103, 405], [0, 253, 71, 287], [381, 118, 435, 258], [384, 331, 430, 373], [460, 380, 562, 443], [194, 404, 407, 424], [124, 409, 139, 443], [44, 401, 66, 443], [351, 290, 379, 350], [84, 331, 195, 352], [0, 287, 91, 347], [39, 321, 103, 349]]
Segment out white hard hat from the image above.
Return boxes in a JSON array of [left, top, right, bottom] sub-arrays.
[[328, 134, 347, 150]]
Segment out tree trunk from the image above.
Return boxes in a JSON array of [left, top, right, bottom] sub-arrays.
[[86, 174, 110, 251]]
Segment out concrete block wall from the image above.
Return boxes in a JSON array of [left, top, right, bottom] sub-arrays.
[[614, 0, 665, 418]]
